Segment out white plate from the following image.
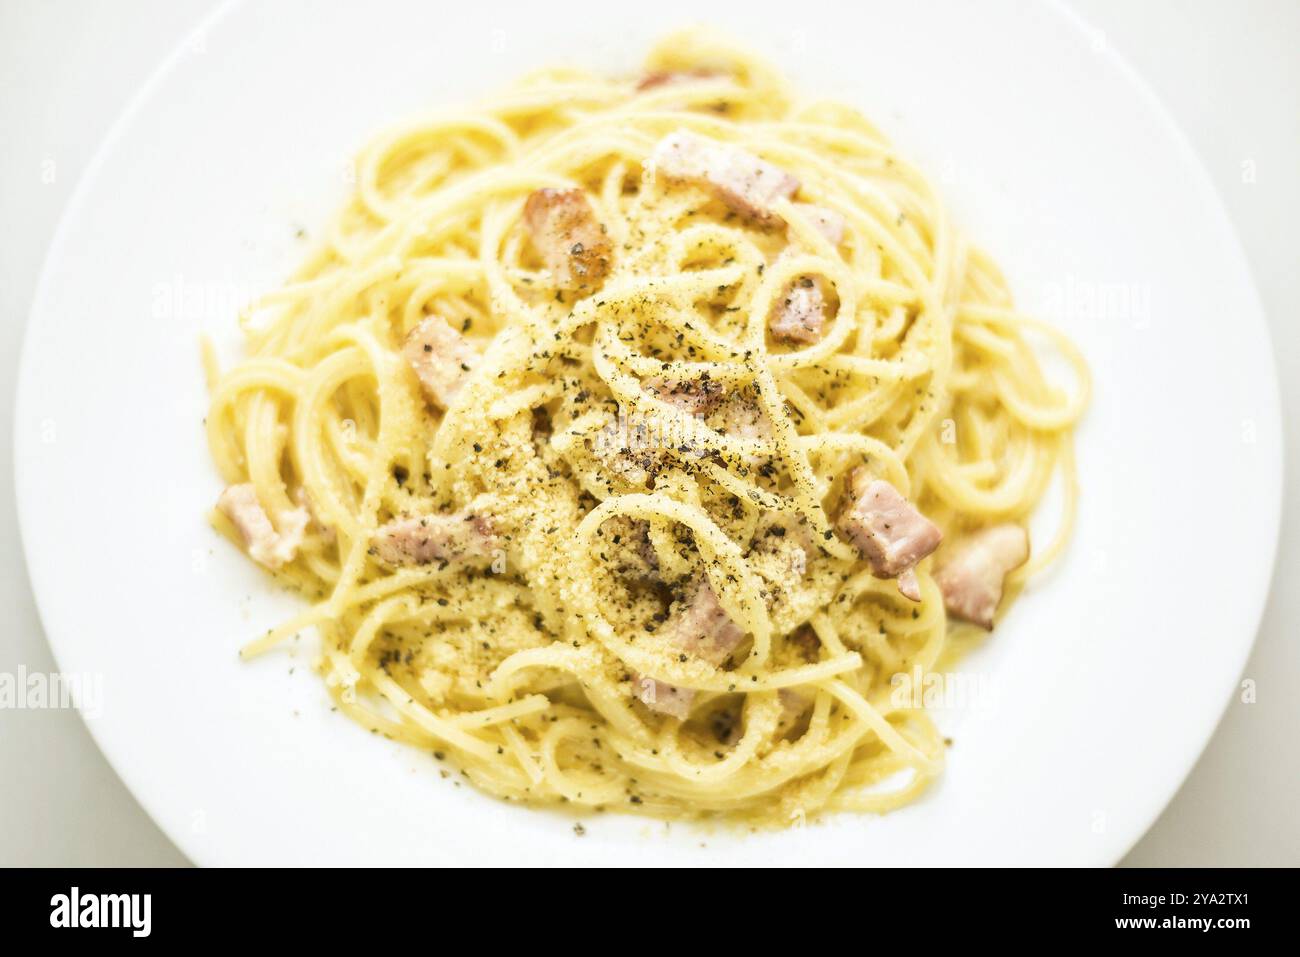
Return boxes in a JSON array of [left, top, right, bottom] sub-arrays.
[[14, 0, 1281, 866]]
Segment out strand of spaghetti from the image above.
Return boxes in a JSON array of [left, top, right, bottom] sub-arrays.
[[661, 692, 784, 783], [537, 717, 629, 805], [366, 669, 502, 759], [824, 679, 941, 774], [446, 695, 552, 729], [500, 722, 545, 785], [239, 564, 448, 658]]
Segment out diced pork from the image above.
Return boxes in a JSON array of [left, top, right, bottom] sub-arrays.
[[644, 375, 725, 417], [713, 394, 771, 441], [896, 568, 922, 602], [370, 512, 500, 567], [636, 577, 748, 718], [402, 317, 478, 411], [934, 524, 1030, 629], [636, 69, 722, 91], [522, 188, 612, 291], [632, 676, 695, 719], [791, 203, 846, 246], [649, 130, 800, 224], [668, 577, 747, 667], [710, 394, 774, 476], [839, 468, 942, 597], [769, 276, 827, 344], [774, 689, 812, 740], [217, 483, 309, 570], [787, 624, 821, 662], [603, 516, 661, 583]]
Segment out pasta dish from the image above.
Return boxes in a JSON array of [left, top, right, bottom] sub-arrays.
[[204, 30, 1088, 825]]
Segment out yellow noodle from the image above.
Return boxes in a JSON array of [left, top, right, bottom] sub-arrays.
[[205, 30, 1086, 826]]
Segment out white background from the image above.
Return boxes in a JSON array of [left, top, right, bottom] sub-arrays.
[[1, 0, 1295, 866]]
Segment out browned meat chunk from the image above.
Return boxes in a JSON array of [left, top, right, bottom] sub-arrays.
[[935, 524, 1030, 629], [636, 577, 748, 718], [217, 484, 308, 570], [838, 467, 942, 597], [769, 277, 827, 343], [402, 317, 478, 410], [523, 188, 612, 291], [649, 130, 800, 224], [370, 512, 500, 566], [644, 376, 725, 417], [636, 69, 723, 91]]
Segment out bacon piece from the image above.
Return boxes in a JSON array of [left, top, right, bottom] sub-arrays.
[[603, 516, 661, 583], [769, 204, 841, 344], [709, 394, 774, 477], [787, 624, 821, 662], [897, 568, 922, 602], [636, 69, 722, 91], [935, 524, 1030, 629], [217, 483, 309, 570], [633, 676, 696, 719], [713, 394, 773, 481], [649, 130, 800, 224], [636, 578, 748, 718], [713, 394, 771, 441], [402, 317, 478, 411], [774, 689, 812, 740], [370, 512, 499, 567], [636, 679, 695, 718], [522, 188, 612, 291], [644, 376, 725, 417], [668, 577, 747, 666], [838, 468, 942, 598], [769, 276, 827, 344], [790, 203, 846, 246]]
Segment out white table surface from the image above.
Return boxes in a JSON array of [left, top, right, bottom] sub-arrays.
[[2, 0, 1296, 867]]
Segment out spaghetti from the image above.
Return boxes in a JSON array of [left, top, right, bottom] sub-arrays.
[[205, 30, 1088, 825]]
